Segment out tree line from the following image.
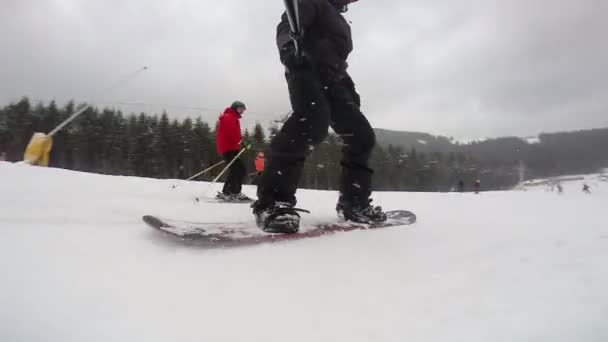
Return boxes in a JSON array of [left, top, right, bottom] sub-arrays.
[[6, 97, 595, 192]]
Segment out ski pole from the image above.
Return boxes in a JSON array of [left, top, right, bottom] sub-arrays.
[[171, 160, 225, 189], [211, 145, 250, 184], [195, 144, 251, 202], [283, 0, 302, 55]]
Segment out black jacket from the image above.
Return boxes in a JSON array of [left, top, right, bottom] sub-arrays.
[[276, 0, 353, 75]]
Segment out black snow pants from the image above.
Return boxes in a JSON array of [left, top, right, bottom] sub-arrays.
[[221, 151, 246, 195], [257, 68, 376, 206]]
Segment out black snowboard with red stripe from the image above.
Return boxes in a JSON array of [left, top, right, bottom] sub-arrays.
[[143, 210, 416, 248]]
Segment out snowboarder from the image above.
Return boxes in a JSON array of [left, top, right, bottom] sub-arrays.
[[252, 0, 387, 233], [215, 101, 250, 201]]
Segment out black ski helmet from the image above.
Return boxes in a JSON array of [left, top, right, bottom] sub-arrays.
[[230, 101, 246, 111]]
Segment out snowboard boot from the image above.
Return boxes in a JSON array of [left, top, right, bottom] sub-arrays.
[[252, 200, 308, 234], [336, 198, 388, 224]]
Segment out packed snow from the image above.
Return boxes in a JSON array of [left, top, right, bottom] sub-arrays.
[[1, 161, 607, 342]]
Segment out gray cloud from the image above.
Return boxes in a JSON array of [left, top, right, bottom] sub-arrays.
[[1, 0, 607, 140]]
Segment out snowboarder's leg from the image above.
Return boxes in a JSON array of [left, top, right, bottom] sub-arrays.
[[328, 76, 375, 206], [254, 70, 330, 232], [257, 70, 331, 205], [327, 76, 386, 223]]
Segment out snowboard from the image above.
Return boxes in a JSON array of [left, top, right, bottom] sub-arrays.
[[143, 210, 416, 248]]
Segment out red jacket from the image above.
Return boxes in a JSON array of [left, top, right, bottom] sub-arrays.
[[216, 107, 242, 155], [255, 153, 265, 173]]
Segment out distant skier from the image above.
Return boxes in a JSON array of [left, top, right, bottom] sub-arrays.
[[557, 184, 563, 194], [252, 0, 387, 233], [253, 151, 265, 185], [582, 183, 591, 194], [457, 180, 465, 192], [473, 180, 481, 194], [255, 152, 264, 174], [215, 101, 250, 201]]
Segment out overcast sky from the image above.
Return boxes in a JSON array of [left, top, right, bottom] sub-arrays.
[[1, 0, 607, 140]]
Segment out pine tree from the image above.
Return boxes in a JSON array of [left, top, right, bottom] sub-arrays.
[[192, 117, 213, 177], [181, 117, 195, 178], [155, 112, 172, 178], [169, 119, 184, 178], [4, 97, 34, 161], [370, 144, 389, 190], [253, 123, 267, 151], [145, 114, 160, 177], [0, 106, 9, 156], [110, 110, 128, 174]]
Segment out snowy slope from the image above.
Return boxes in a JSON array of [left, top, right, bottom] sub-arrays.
[[1, 161, 607, 342]]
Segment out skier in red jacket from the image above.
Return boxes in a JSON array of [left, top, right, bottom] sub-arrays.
[[215, 101, 250, 201]]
